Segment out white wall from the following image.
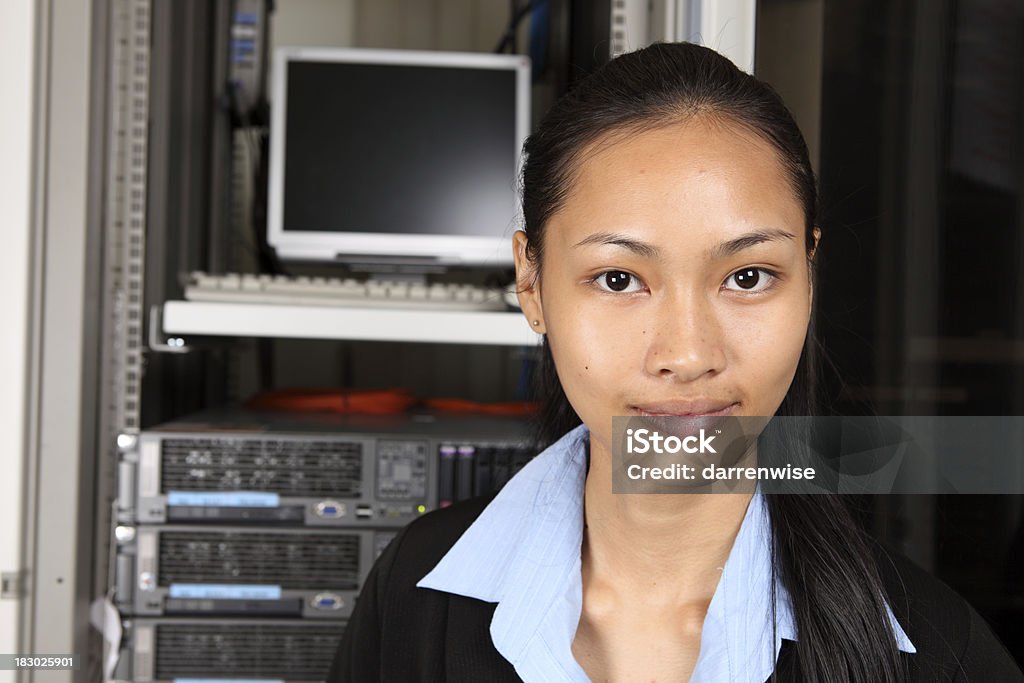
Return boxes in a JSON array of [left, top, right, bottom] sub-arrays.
[[270, 0, 356, 51], [352, 0, 510, 52], [0, 0, 36, 679], [268, 0, 516, 54]]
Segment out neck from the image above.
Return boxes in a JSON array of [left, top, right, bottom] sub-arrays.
[[581, 435, 754, 612]]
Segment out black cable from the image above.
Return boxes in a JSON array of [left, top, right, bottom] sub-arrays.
[[493, 0, 538, 53], [224, 81, 287, 277]]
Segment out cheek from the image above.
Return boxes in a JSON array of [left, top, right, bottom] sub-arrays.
[[542, 290, 641, 419], [721, 295, 808, 410], [547, 303, 633, 382]]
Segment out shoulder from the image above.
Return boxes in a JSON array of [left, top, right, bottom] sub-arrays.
[[375, 495, 495, 591], [327, 496, 510, 681], [870, 543, 1023, 680], [873, 545, 971, 644]]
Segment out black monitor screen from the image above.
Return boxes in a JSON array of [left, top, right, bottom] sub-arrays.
[[282, 60, 519, 239]]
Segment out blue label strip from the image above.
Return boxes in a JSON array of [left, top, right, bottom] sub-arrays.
[[166, 491, 280, 508], [168, 583, 282, 600]]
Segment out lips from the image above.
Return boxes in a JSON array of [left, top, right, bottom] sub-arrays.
[[631, 400, 738, 416]]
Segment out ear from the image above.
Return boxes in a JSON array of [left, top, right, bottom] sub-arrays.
[[512, 231, 546, 334]]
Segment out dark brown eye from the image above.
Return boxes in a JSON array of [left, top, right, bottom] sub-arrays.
[[724, 267, 777, 293], [603, 271, 633, 292], [732, 268, 760, 290]]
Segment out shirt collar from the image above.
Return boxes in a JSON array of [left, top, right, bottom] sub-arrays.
[[417, 424, 915, 681]]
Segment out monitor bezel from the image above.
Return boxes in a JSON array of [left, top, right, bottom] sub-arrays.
[[267, 46, 530, 266]]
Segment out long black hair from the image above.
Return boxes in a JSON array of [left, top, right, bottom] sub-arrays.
[[521, 42, 906, 682]]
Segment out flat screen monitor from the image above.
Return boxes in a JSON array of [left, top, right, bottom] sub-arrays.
[[267, 47, 530, 267]]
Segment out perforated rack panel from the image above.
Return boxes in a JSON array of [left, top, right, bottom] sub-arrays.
[[129, 617, 345, 682], [131, 525, 380, 619], [128, 411, 536, 527]]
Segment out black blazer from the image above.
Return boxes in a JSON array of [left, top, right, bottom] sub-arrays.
[[327, 495, 1024, 682]]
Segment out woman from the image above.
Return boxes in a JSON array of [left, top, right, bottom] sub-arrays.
[[327, 42, 1023, 682]]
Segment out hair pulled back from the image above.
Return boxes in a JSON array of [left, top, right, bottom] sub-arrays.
[[520, 42, 906, 682]]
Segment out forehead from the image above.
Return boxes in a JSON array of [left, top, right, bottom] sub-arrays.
[[549, 117, 804, 248]]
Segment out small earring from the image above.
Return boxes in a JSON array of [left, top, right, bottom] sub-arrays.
[[532, 320, 540, 326]]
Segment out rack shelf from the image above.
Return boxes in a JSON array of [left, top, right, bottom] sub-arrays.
[[158, 300, 541, 346]]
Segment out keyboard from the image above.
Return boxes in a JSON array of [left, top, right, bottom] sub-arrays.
[[183, 272, 518, 312]]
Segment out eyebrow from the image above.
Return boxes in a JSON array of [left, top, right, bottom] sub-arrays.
[[710, 228, 797, 258], [572, 232, 660, 258], [572, 228, 797, 259]]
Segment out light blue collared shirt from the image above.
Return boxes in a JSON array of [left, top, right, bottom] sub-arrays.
[[417, 424, 916, 682]]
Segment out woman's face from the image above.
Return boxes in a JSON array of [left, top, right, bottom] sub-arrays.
[[514, 117, 817, 455]]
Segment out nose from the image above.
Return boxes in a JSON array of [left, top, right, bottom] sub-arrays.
[[642, 290, 727, 382]]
